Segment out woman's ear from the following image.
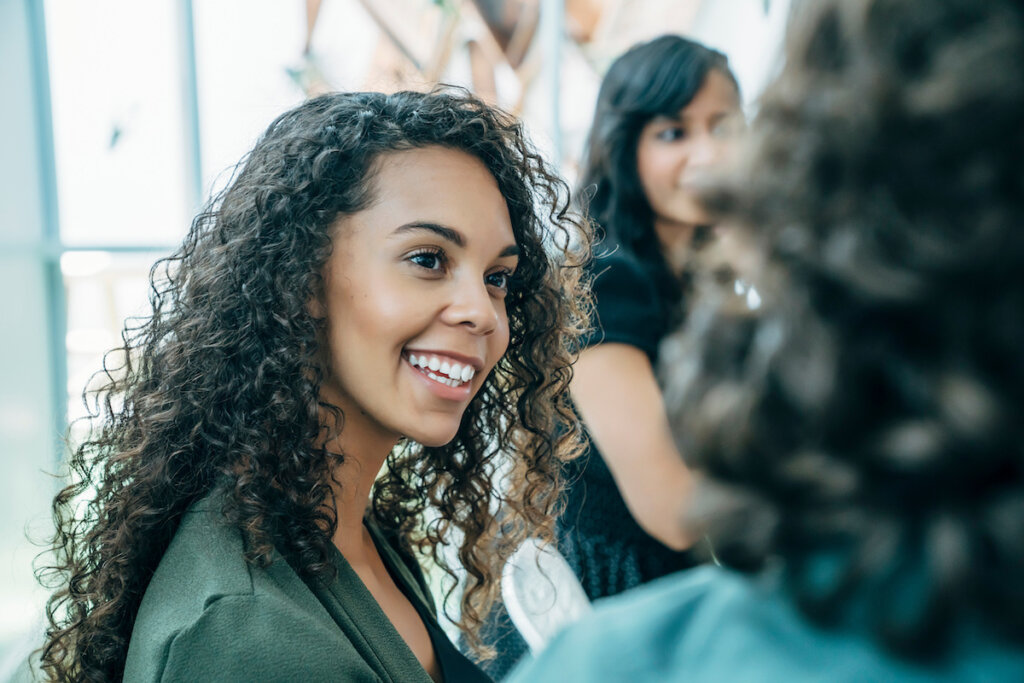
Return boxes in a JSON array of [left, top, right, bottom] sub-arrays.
[[307, 267, 329, 319], [307, 294, 325, 319]]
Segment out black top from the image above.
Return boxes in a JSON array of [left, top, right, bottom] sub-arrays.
[[560, 250, 700, 600], [579, 250, 671, 362], [413, 593, 491, 683], [372, 525, 493, 683]]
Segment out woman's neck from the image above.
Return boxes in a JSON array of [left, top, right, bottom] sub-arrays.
[[320, 411, 400, 559], [652, 216, 698, 278]]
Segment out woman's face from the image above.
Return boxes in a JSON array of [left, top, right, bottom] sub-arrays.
[[317, 146, 517, 449], [635, 69, 744, 230]]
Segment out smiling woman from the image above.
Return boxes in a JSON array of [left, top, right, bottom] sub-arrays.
[[316, 148, 520, 452], [38, 90, 590, 682]]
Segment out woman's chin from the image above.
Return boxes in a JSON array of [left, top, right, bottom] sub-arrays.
[[666, 197, 710, 227], [403, 425, 462, 449]]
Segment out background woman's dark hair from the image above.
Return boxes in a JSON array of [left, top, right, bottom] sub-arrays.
[[576, 34, 739, 305], [662, 0, 1024, 661], [39, 88, 590, 681]]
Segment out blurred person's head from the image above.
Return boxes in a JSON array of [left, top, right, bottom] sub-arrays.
[[663, 0, 1024, 660], [41, 88, 589, 680], [578, 35, 743, 272]]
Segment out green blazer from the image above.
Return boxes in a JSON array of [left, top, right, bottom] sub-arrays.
[[123, 493, 440, 682]]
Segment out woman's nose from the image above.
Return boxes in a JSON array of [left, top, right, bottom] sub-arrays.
[[442, 280, 499, 335], [687, 131, 723, 168]]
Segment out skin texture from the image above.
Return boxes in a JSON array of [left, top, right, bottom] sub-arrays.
[[316, 147, 518, 679], [570, 343, 697, 549], [573, 69, 742, 550]]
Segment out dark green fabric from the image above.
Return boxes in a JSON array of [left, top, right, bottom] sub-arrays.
[[123, 494, 437, 682]]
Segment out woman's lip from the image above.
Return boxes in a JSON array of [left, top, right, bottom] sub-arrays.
[[404, 356, 474, 401], [403, 348, 485, 371]]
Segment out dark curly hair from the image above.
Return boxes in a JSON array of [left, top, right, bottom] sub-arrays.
[[577, 34, 740, 307], [662, 0, 1024, 661], [39, 88, 591, 681]]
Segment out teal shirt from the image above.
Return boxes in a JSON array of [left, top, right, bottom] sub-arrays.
[[509, 566, 1024, 683], [123, 494, 439, 682]]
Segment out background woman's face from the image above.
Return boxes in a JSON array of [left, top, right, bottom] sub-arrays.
[[635, 69, 744, 229], [317, 146, 517, 448]]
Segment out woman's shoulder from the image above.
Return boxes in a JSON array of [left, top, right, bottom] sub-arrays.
[[588, 248, 660, 294], [505, 567, 729, 681], [583, 248, 669, 356], [511, 566, 1024, 683], [124, 493, 356, 681], [141, 493, 254, 601]]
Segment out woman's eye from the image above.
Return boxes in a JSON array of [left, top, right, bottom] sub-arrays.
[[486, 271, 512, 294], [408, 249, 445, 271], [656, 127, 686, 142]]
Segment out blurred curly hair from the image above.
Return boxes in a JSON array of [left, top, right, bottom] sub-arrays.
[[662, 0, 1024, 660], [39, 88, 591, 681]]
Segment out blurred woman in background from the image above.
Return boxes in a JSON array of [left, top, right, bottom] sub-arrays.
[[512, 0, 1024, 679], [564, 34, 744, 596], [471, 35, 745, 680], [39, 89, 589, 682]]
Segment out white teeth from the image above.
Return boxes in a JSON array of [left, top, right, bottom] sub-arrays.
[[427, 371, 459, 387], [406, 352, 477, 386]]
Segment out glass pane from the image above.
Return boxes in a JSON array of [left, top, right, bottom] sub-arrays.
[[45, 0, 191, 246], [0, 258, 56, 652], [63, 251, 167, 426], [191, 0, 444, 196], [192, 0, 305, 196]]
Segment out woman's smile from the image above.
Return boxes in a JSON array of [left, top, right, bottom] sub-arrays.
[[406, 351, 479, 385], [403, 350, 481, 400]]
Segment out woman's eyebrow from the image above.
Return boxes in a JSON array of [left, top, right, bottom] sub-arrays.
[[651, 114, 683, 124], [392, 221, 464, 246], [393, 222, 519, 258], [678, 109, 733, 124]]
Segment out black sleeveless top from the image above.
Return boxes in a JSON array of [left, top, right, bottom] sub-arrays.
[[558, 250, 701, 600]]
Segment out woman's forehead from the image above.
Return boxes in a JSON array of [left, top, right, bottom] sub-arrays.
[[333, 147, 516, 251]]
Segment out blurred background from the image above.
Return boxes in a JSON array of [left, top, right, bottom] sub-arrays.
[[0, 0, 789, 673]]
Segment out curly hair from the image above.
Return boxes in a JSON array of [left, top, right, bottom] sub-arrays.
[[39, 88, 591, 681], [577, 34, 740, 307], [662, 0, 1024, 660]]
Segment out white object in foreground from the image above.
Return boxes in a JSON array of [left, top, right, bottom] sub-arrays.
[[501, 537, 593, 654]]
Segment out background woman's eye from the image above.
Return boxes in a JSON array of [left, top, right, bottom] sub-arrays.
[[409, 250, 443, 270], [656, 127, 686, 142], [486, 271, 511, 292]]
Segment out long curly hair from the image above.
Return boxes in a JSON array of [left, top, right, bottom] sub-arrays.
[[662, 0, 1024, 660], [577, 34, 740, 308], [39, 89, 591, 681]]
